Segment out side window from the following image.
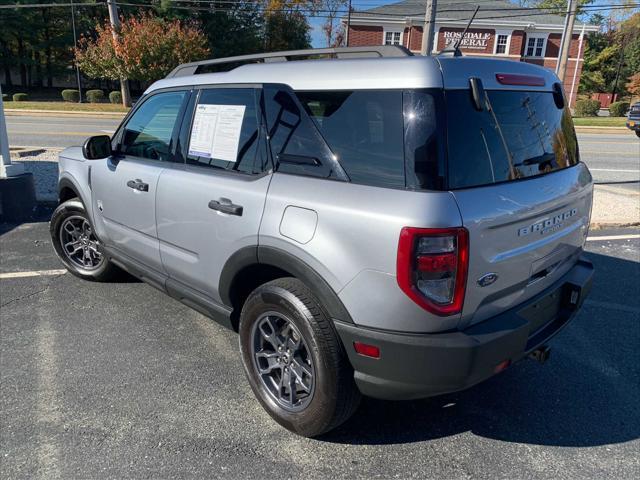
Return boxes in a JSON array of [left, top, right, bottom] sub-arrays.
[[296, 90, 405, 188], [263, 85, 347, 181], [186, 88, 263, 174], [120, 91, 187, 161]]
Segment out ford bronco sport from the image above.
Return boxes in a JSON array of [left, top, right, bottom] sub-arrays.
[[51, 46, 594, 437]]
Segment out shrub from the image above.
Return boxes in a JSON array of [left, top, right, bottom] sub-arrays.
[[108, 90, 122, 104], [61, 89, 80, 102], [2, 93, 9, 102], [86, 89, 104, 103], [12, 93, 28, 102], [609, 101, 630, 117], [574, 98, 600, 117]]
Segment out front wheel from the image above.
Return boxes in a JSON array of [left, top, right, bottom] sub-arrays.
[[635, 130, 640, 138], [239, 278, 360, 437], [50, 198, 118, 281]]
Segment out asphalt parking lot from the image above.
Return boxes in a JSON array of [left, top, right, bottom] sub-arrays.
[[1, 209, 638, 479]]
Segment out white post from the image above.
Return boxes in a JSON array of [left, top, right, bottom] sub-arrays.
[[0, 84, 24, 178], [568, 24, 585, 109]]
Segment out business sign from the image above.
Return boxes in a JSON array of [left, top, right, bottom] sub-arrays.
[[442, 30, 492, 50]]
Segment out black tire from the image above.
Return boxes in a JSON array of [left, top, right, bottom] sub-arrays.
[[636, 130, 640, 138], [50, 198, 118, 281], [239, 277, 361, 437]]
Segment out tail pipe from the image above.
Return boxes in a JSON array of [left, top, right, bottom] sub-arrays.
[[529, 345, 551, 364]]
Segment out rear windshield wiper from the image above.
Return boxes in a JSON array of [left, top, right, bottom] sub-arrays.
[[482, 91, 517, 180]]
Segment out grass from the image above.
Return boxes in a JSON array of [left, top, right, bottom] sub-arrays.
[[572, 116, 627, 127], [4, 101, 129, 113]]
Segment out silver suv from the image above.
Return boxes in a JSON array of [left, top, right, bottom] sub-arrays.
[[51, 46, 594, 437]]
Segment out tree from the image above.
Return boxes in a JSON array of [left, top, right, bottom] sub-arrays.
[[580, 12, 640, 96], [262, 1, 312, 51], [626, 73, 640, 97], [75, 14, 209, 88], [320, 0, 347, 47]]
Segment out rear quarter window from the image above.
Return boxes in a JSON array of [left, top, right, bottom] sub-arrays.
[[296, 90, 405, 189]]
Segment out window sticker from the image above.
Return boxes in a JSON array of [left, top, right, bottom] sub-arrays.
[[188, 104, 246, 162]]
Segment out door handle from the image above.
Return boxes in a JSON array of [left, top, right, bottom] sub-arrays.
[[208, 199, 243, 216], [126, 179, 149, 192]]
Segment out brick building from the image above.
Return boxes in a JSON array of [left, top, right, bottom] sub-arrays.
[[345, 0, 599, 105]]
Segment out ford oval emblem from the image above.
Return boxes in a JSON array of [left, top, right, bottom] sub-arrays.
[[477, 273, 498, 287]]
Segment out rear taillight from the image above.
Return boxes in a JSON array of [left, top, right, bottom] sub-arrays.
[[397, 227, 469, 316]]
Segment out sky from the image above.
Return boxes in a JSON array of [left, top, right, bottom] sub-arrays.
[[308, 0, 638, 47]]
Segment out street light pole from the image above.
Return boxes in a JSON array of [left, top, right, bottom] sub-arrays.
[[70, 1, 83, 103], [106, 0, 131, 107], [420, 0, 437, 56]]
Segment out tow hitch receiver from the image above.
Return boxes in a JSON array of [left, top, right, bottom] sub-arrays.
[[529, 345, 551, 364]]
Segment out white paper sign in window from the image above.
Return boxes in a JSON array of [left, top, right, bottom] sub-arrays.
[[188, 104, 246, 162]]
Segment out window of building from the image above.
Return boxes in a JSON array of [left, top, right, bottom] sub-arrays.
[[185, 88, 263, 174], [120, 90, 187, 162], [384, 30, 402, 46], [495, 34, 509, 55], [526, 36, 546, 57]]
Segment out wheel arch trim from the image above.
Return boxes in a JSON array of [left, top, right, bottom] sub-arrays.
[[219, 245, 354, 324]]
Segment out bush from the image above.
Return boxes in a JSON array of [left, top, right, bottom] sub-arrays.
[[61, 89, 80, 102], [574, 99, 600, 117], [609, 101, 630, 117], [86, 89, 104, 103], [108, 90, 122, 104], [2, 93, 9, 102], [12, 93, 28, 102]]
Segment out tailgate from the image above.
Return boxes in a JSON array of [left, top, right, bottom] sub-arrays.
[[452, 163, 593, 328]]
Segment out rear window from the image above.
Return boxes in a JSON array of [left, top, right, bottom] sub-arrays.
[[446, 90, 579, 189]]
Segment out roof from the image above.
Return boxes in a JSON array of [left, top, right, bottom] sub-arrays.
[[350, 0, 599, 31], [146, 55, 559, 94]]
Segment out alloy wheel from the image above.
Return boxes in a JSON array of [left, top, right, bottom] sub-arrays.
[[59, 215, 104, 271], [251, 312, 315, 412]]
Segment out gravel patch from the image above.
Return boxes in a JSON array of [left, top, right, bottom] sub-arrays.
[[10, 149, 61, 203], [592, 184, 640, 228]]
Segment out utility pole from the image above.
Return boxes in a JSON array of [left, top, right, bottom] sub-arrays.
[[70, 1, 83, 102], [421, 0, 437, 56], [345, 0, 352, 47], [106, 0, 131, 107], [556, 0, 577, 83]]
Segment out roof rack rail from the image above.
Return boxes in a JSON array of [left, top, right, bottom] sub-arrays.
[[166, 46, 413, 78]]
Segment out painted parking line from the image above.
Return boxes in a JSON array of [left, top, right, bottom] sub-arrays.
[[589, 168, 640, 173], [0, 269, 67, 279], [586, 234, 640, 241]]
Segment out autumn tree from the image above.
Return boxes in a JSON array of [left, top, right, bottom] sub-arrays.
[[75, 14, 209, 104]]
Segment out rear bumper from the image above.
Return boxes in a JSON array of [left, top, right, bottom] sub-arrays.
[[335, 257, 594, 400]]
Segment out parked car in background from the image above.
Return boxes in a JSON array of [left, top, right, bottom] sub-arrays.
[[626, 102, 640, 137]]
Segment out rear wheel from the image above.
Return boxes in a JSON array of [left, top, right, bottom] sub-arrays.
[[50, 198, 118, 281], [239, 278, 360, 437]]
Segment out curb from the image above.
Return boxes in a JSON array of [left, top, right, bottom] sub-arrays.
[[5, 109, 127, 118], [574, 126, 631, 134], [590, 222, 640, 230]]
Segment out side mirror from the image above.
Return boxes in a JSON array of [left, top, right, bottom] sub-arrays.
[[82, 135, 112, 160]]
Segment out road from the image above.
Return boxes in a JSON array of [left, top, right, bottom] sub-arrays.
[[5, 113, 639, 186], [0, 210, 639, 478]]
